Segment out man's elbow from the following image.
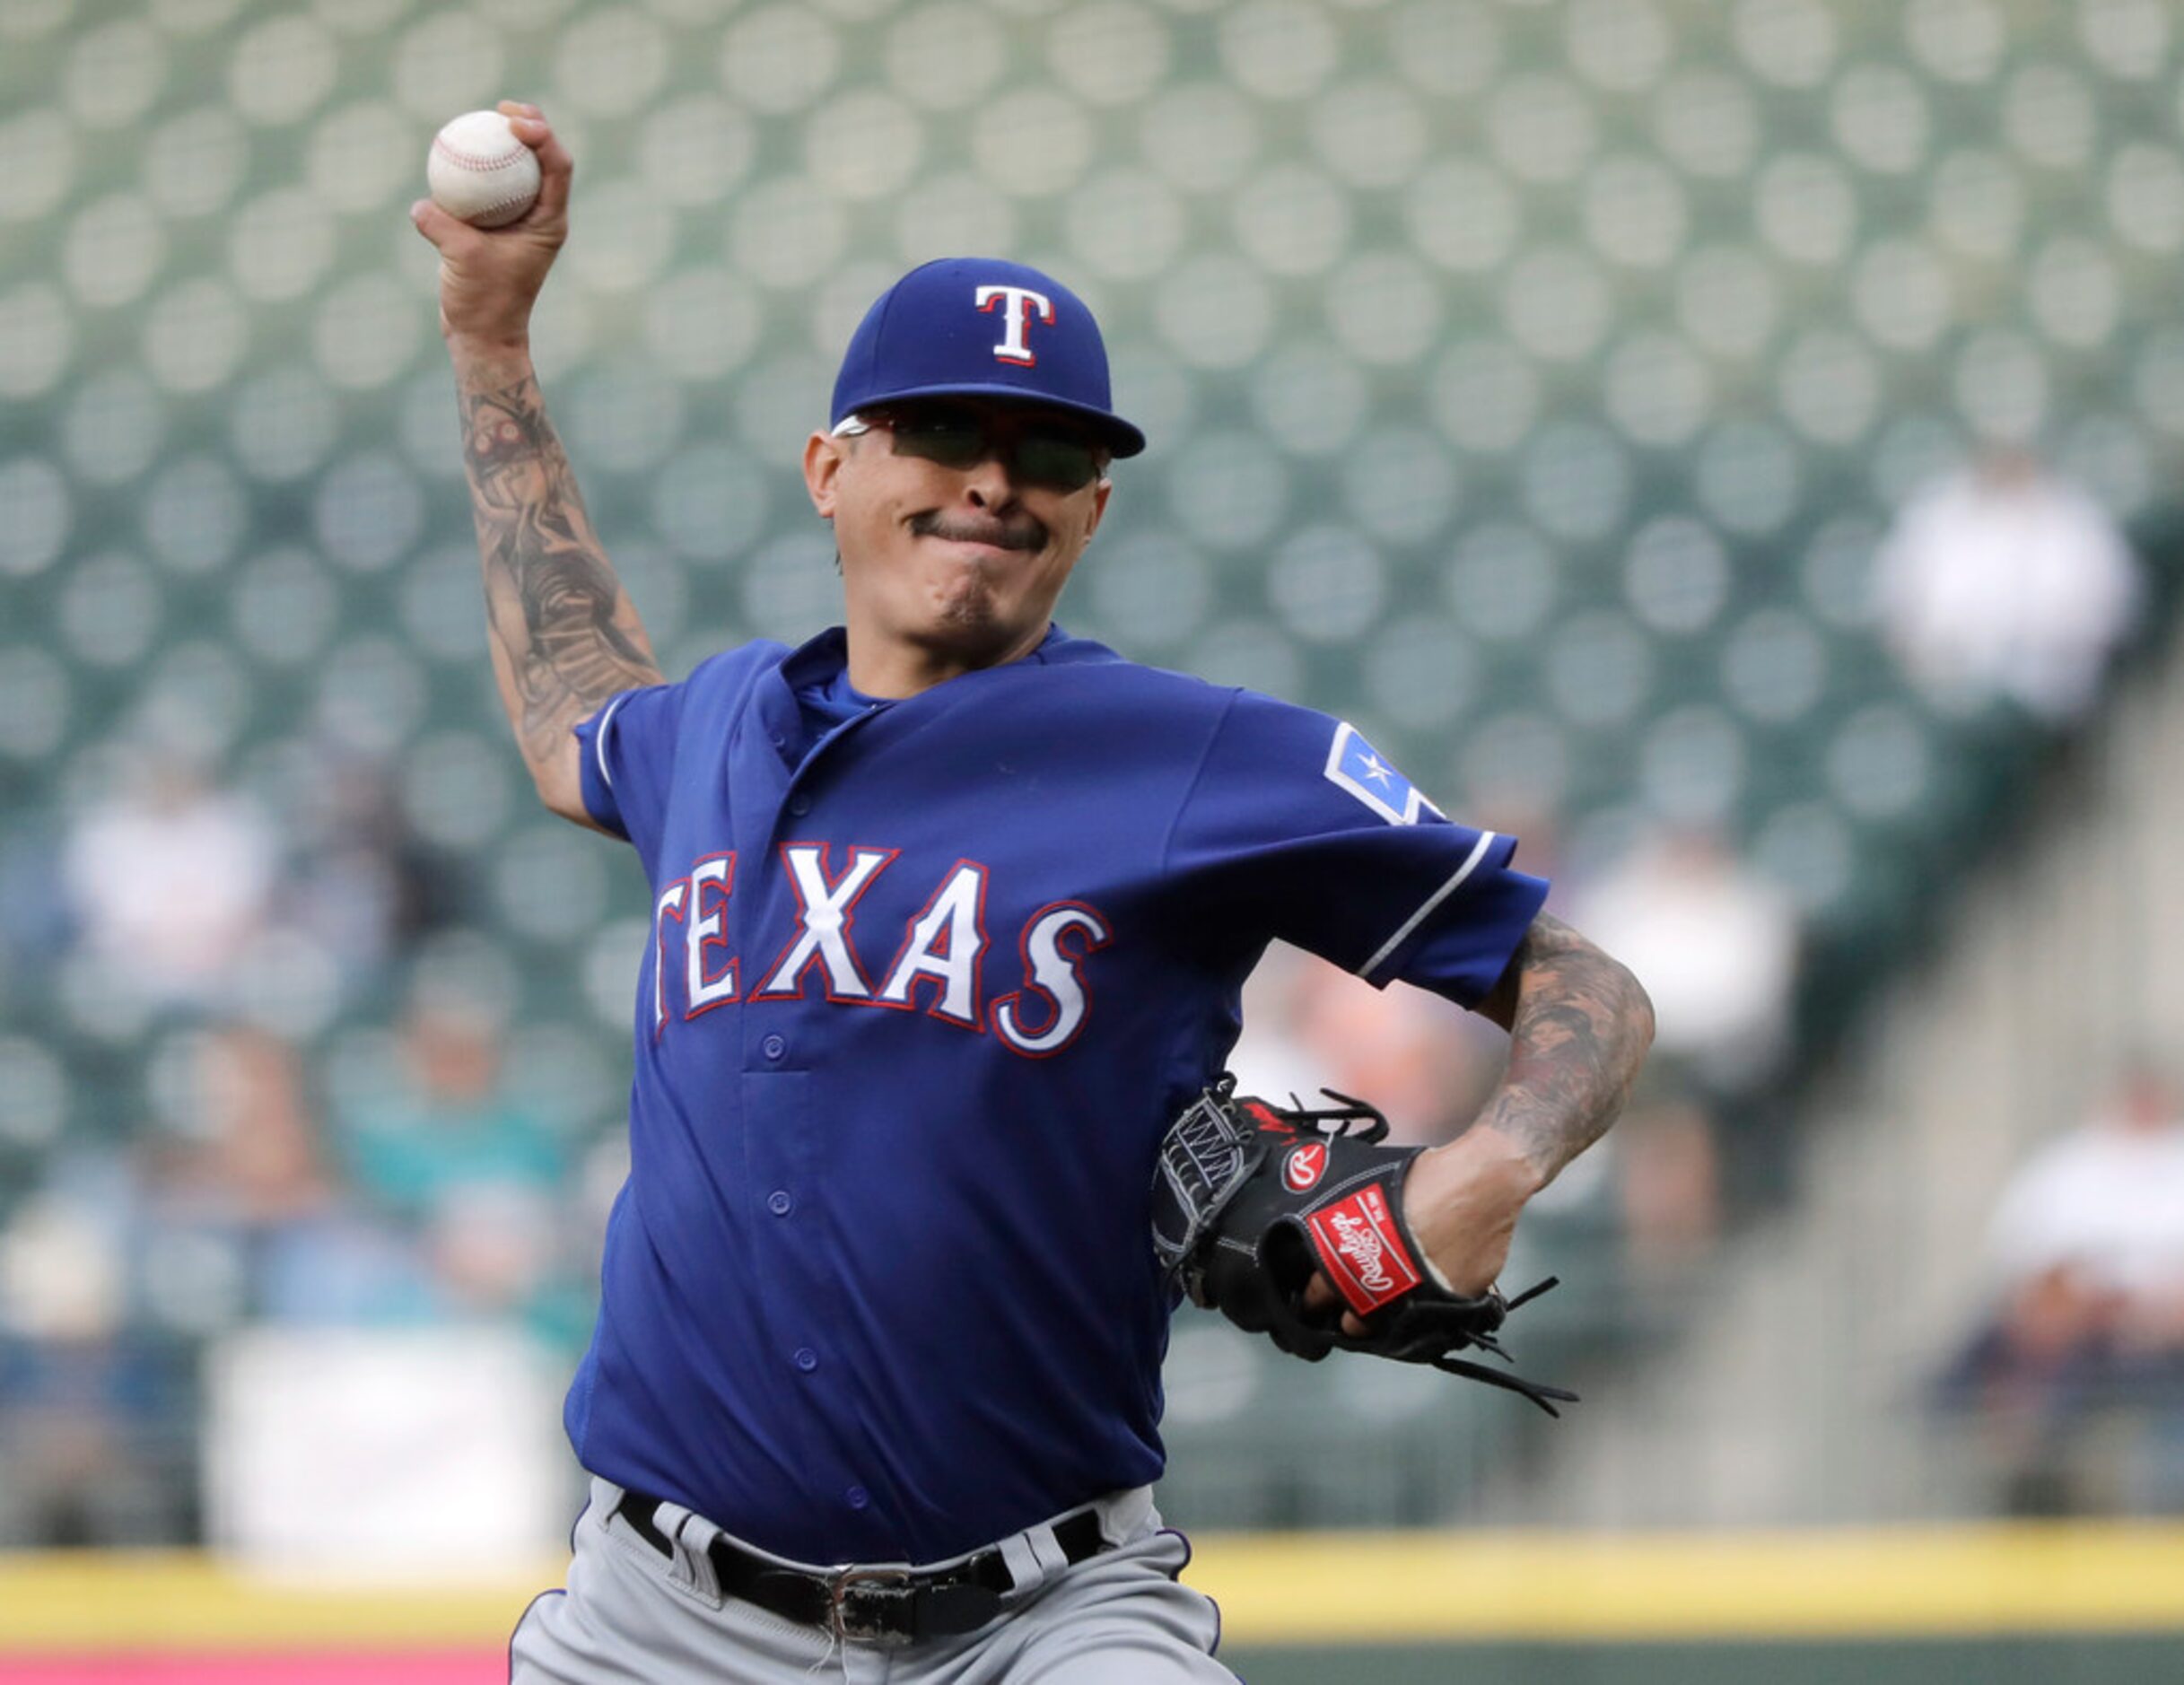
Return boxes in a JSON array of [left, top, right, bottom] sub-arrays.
[[1614, 954, 1657, 1052], [539, 780, 601, 831], [532, 745, 608, 834], [1555, 920, 1655, 1056]]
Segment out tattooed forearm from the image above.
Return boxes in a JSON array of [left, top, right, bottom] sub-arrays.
[[456, 356, 661, 776], [1473, 913, 1655, 1184]]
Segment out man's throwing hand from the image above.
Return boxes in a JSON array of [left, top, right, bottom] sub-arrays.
[[409, 102, 572, 347]]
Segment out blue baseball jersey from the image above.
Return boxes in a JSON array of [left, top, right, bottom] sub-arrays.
[[564, 624, 1548, 1567]]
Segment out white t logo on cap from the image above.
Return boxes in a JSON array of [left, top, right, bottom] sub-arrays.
[[974, 284, 1055, 367]]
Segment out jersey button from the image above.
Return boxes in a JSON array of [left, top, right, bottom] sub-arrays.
[[762, 1034, 787, 1061], [767, 1190, 792, 1217], [793, 1347, 819, 1373], [787, 794, 811, 816], [845, 1486, 869, 1511]]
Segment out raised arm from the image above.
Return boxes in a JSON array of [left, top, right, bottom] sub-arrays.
[[409, 103, 661, 829]]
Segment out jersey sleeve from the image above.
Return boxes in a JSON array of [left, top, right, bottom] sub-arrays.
[[572, 680, 685, 860], [1163, 691, 1549, 1006]]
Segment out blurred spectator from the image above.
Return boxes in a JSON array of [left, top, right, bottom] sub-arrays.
[[1229, 945, 1334, 1113], [335, 999, 582, 1344], [425, 1181, 590, 1345], [1939, 1063, 2184, 1514], [0, 1011, 595, 1549], [1229, 943, 1485, 1146], [0, 818, 71, 980], [276, 747, 462, 1001], [139, 1025, 436, 1330], [1613, 1089, 1723, 1295], [340, 1001, 563, 1216], [0, 1178, 190, 1545], [1873, 449, 2142, 724], [60, 753, 278, 1012], [1568, 826, 1797, 1095], [1985, 1066, 2184, 1308]]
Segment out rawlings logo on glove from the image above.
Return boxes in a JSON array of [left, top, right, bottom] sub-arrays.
[[1309, 1188, 1417, 1309], [1151, 1076, 1577, 1415]]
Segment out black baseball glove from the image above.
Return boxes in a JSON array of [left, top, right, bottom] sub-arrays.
[[1151, 1075, 1577, 1415]]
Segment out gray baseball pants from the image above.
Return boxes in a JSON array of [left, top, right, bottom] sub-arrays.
[[508, 1477, 1236, 1682]]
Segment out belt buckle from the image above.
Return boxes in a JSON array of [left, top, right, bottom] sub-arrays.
[[828, 1565, 915, 1647]]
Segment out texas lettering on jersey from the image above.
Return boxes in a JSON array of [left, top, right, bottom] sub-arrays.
[[649, 842, 1112, 1060]]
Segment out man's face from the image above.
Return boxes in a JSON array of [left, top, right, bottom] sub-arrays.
[[804, 397, 1113, 685]]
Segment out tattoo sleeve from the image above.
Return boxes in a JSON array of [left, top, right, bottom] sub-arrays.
[[454, 351, 661, 779], [1475, 913, 1655, 1183]]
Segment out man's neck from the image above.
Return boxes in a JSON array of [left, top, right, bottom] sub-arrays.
[[843, 623, 1050, 699]]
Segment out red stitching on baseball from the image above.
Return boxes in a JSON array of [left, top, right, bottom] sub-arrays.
[[432, 135, 530, 171]]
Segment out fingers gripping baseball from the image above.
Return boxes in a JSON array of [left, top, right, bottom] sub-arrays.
[[409, 102, 573, 346]]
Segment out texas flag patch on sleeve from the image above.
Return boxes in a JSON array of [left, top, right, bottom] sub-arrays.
[[1324, 722, 1443, 826]]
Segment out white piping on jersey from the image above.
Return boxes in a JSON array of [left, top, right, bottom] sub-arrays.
[[1359, 830, 1497, 981], [594, 693, 629, 792]]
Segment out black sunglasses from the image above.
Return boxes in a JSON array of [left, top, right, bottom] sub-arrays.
[[843, 402, 1107, 493]]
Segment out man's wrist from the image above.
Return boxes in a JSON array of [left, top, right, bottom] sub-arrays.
[[445, 332, 535, 384], [1439, 1119, 1552, 1200], [1407, 1127, 1546, 1218], [1399, 1128, 1537, 1299]]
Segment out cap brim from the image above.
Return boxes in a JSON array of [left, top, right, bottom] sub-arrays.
[[837, 382, 1147, 458]]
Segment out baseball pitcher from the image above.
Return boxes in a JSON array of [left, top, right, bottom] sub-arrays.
[[410, 104, 1654, 1684]]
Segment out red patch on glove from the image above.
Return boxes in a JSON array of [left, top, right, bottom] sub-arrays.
[[1304, 1185, 1421, 1315]]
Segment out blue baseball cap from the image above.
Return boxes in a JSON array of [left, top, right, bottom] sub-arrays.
[[829, 258, 1147, 458]]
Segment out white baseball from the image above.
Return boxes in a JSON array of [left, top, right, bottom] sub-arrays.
[[426, 110, 542, 229]]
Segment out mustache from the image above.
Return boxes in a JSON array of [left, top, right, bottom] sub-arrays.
[[912, 511, 1045, 552]]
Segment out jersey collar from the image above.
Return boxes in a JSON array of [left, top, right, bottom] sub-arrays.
[[756, 624, 1121, 773]]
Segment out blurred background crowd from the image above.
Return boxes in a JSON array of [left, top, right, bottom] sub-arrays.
[[3, 0, 2184, 1565]]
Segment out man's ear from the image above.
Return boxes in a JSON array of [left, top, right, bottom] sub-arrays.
[[1078, 476, 1114, 550], [805, 430, 844, 518]]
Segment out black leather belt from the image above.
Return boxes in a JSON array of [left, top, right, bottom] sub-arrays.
[[610, 1489, 1111, 1645]]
